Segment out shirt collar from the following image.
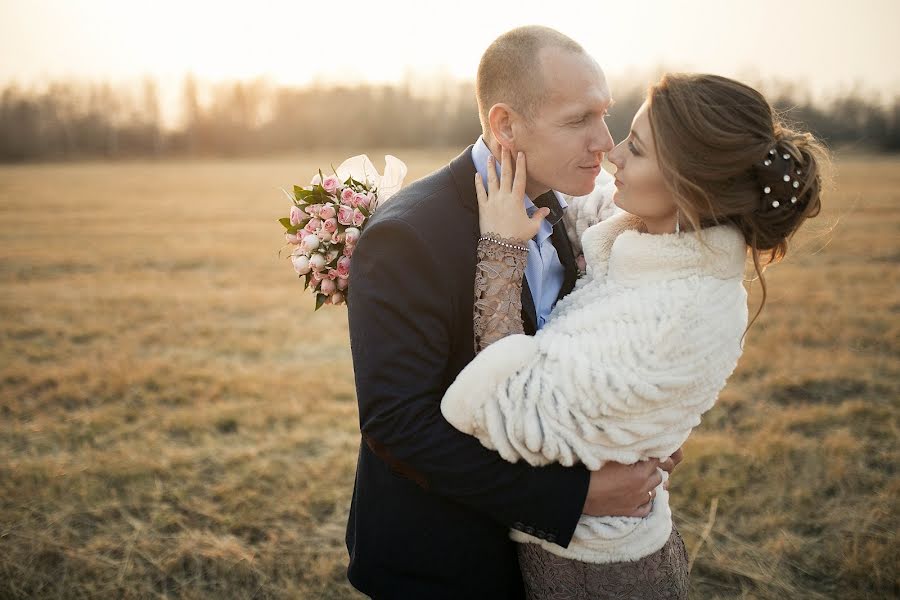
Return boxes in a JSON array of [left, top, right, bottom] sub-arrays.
[[472, 135, 568, 212]]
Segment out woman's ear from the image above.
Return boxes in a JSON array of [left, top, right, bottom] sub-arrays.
[[487, 103, 517, 151]]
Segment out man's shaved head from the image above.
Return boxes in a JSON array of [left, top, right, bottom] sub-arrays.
[[476, 25, 592, 136]]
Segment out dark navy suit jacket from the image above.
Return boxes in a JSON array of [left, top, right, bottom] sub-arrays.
[[345, 145, 590, 599]]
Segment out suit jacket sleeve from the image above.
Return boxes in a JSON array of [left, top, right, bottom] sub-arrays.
[[348, 215, 590, 547]]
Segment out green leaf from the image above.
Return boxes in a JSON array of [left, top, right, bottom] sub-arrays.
[[303, 273, 311, 290], [315, 293, 327, 311], [279, 217, 292, 228], [293, 185, 314, 202]]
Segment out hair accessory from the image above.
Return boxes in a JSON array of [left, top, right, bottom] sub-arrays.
[[754, 142, 806, 213]]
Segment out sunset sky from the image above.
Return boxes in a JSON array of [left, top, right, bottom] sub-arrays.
[[2, 0, 897, 114]]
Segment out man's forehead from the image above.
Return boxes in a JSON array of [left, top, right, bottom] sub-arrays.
[[546, 86, 612, 112]]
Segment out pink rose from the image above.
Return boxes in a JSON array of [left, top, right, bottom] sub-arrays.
[[304, 217, 322, 233], [341, 188, 355, 204], [344, 227, 360, 245], [319, 204, 336, 220], [352, 209, 366, 227], [306, 204, 322, 218], [354, 192, 370, 209], [323, 217, 338, 233], [310, 173, 322, 186], [325, 248, 340, 263], [322, 175, 341, 195], [343, 244, 354, 258], [330, 291, 344, 305], [337, 205, 355, 226], [332, 230, 345, 243], [336, 276, 349, 290], [337, 256, 351, 278], [320, 278, 337, 295], [316, 229, 332, 242], [285, 232, 301, 244], [290, 205, 306, 226]]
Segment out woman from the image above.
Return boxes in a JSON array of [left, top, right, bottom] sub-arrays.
[[440, 73, 827, 598]]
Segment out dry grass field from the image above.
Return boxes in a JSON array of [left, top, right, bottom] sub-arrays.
[[1, 149, 897, 599]]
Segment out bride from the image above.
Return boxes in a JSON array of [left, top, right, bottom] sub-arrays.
[[441, 72, 827, 598]]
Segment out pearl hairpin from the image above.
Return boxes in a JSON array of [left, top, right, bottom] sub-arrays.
[[758, 143, 804, 211]]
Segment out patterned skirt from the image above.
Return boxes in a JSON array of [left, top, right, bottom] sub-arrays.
[[517, 523, 689, 600]]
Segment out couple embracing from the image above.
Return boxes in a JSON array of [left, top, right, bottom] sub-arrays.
[[343, 25, 825, 599]]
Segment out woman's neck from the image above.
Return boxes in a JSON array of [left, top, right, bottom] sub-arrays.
[[638, 213, 678, 235]]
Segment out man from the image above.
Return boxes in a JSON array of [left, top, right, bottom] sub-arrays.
[[346, 25, 682, 598]]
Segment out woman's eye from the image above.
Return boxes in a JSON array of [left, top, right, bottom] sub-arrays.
[[628, 141, 640, 155]]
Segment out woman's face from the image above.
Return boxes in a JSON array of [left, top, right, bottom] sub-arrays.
[[607, 100, 677, 223]]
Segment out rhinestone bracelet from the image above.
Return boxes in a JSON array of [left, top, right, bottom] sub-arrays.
[[478, 233, 530, 253]]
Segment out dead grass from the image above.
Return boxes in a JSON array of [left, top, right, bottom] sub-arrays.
[[1, 149, 897, 598]]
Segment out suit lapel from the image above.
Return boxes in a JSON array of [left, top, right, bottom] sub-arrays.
[[520, 278, 538, 335]]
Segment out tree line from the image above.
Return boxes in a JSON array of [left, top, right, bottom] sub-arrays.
[[1, 74, 898, 162]]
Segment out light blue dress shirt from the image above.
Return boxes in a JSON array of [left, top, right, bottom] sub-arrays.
[[471, 135, 568, 330]]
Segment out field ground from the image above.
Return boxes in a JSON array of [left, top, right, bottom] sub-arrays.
[[1, 149, 897, 598]]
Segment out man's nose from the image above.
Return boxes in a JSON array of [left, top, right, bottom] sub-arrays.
[[589, 121, 615, 154]]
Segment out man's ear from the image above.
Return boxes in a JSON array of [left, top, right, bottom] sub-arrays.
[[487, 103, 518, 152]]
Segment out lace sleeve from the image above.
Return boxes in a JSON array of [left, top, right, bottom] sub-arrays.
[[473, 235, 528, 354]]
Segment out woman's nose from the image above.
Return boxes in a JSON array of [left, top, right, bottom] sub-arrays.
[[608, 141, 625, 168]]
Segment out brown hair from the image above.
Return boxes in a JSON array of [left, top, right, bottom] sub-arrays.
[[476, 25, 587, 135], [645, 73, 830, 344]]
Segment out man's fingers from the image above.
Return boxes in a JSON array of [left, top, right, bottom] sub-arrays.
[[633, 500, 652, 518], [644, 469, 663, 493], [671, 447, 684, 467]]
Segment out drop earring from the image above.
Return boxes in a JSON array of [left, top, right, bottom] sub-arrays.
[[675, 209, 680, 235]]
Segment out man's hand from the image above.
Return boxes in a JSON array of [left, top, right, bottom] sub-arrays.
[[582, 447, 684, 518], [659, 447, 683, 491]]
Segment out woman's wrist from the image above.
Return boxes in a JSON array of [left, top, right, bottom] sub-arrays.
[[479, 232, 530, 252]]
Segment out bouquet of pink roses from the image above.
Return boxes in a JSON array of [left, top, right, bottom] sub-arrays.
[[280, 155, 407, 309]]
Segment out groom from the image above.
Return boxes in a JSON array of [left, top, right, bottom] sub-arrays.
[[346, 25, 681, 598]]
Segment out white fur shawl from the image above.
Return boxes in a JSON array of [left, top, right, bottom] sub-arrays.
[[440, 210, 750, 563]]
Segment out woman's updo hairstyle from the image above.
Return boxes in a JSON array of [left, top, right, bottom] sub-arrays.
[[644, 73, 831, 339]]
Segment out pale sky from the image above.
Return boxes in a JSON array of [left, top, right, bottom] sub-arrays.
[[2, 0, 897, 107]]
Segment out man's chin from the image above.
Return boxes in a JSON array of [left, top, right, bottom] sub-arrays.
[[558, 180, 597, 198]]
